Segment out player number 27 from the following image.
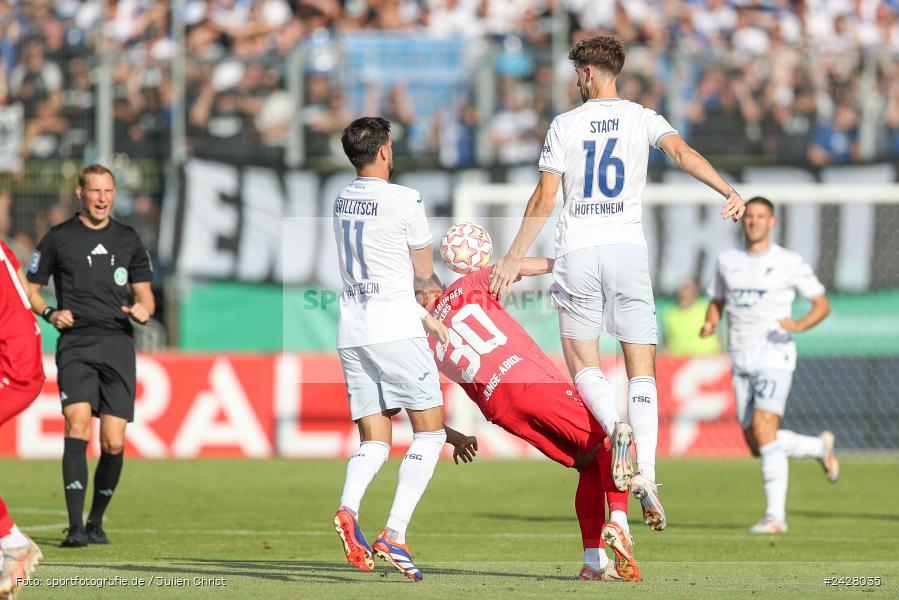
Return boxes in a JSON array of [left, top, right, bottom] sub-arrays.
[[341, 219, 368, 280], [435, 304, 508, 383], [582, 138, 624, 198]]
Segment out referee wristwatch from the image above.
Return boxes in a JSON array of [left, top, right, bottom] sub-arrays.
[[41, 306, 57, 323]]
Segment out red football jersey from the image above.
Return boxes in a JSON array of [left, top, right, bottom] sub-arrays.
[[0, 240, 43, 384], [427, 265, 569, 421]]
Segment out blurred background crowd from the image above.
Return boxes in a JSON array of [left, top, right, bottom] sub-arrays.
[[2, 0, 899, 332]]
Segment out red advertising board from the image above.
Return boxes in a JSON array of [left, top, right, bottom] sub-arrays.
[[0, 354, 746, 459]]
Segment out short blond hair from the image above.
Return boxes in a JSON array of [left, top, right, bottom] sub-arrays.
[[78, 164, 116, 189]]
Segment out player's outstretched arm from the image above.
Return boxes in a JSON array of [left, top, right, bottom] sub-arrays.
[[410, 245, 435, 280], [445, 426, 478, 464], [700, 299, 724, 338], [659, 135, 745, 221], [489, 171, 561, 298], [518, 257, 554, 277], [780, 294, 830, 333]]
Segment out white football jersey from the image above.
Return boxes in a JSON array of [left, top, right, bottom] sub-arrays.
[[707, 244, 826, 371], [333, 177, 432, 349], [538, 98, 676, 257]]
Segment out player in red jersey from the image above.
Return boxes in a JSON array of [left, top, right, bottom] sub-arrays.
[[0, 240, 45, 598], [418, 260, 641, 581]]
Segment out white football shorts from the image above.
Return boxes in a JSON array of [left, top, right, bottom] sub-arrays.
[[551, 244, 658, 344], [338, 337, 443, 421], [731, 367, 794, 430]]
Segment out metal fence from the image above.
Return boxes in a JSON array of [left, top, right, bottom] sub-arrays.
[[3, 3, 899, 272]]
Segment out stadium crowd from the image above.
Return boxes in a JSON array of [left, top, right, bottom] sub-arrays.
[[2, 0, 899, 256]]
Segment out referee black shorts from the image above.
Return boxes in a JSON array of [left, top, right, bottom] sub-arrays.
[[56, 333, 136, 422]]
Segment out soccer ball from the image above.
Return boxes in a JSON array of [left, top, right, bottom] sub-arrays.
[[440, 223, 493, 274]]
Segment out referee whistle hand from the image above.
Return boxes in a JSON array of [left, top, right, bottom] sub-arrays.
[[122, 303, 150, 325], [51, 309, 75, 329]]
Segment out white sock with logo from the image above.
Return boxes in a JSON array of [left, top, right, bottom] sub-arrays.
[[776, 430, 824, 459], [583, 547, 610, 571], [628, 376, 658, 482], [0, 525, 29, 550], [385, 430, 446, 544], [759, 441, 788, 522], [574, 368, 620, 438], [610, 510, 630, 535], [339, 440, 390, 517]]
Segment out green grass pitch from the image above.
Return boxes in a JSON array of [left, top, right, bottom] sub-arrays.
[[2, 457, 898, 599]]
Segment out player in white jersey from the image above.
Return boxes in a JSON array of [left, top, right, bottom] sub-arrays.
[[490, 36, 746, 531], [701, 197, 839, 534], [331, 117, 450, 582]]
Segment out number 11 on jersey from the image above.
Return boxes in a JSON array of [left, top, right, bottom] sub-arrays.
[[341, 219, 368, 280]]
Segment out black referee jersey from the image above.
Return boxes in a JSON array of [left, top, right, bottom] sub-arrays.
[[26, 214, 153, 336]]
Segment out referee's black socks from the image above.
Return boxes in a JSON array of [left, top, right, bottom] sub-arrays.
[[62, 437, 89, 529], [88, 451, 124, 525]]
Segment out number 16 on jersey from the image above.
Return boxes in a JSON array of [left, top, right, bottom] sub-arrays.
[[583, 138, 624, 198]]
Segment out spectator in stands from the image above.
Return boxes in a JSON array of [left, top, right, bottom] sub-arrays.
[[663, 281, 721, 358], [123, 67, 171, 161], [189, 61, 254, 159], [0, 70, 25, 175], [808, 103, 861, 165], [9, 37, 63, 121], [306, 88, 354, 159], [425, 0, 484, 38], [371, 85, 416, 158], [490, 79, 540, 165], [763, 86, 817, 164], [687, 67, 762, 157], [59, 56, 95, 160]]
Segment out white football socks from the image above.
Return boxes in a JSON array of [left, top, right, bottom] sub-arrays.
[[759, 440, 788, 522], [385, 430, 446, 544], [574, 368, 620, 438], [610, 510, 629, 535], [0, 525, 28, 550], [583, 547, 610, 571], [628, 376, 658, 482], [776, 430, 825, 459], [339, 440, 390, 517]]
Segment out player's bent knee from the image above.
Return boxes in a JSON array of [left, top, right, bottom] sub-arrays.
[[750, 419, 777, 446], [100, 439, 125, 455], [742, 428, 761, 456], [64, 415, 92, 439], [408, 405, 445, 432]]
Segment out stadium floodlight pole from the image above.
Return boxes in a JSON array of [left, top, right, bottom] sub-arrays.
[[95, 0, 113, 164], [286, 43, 305, 168], [474, 40, 496, 165], [550, 0, 569, 112], [858, 48, 879, 161], [171, 0, 188, 166]]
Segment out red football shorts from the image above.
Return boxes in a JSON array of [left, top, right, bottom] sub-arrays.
[[493, 382, 606, 468]]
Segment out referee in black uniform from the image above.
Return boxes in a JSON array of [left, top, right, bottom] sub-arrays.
[[27, 164, 155, 547]]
